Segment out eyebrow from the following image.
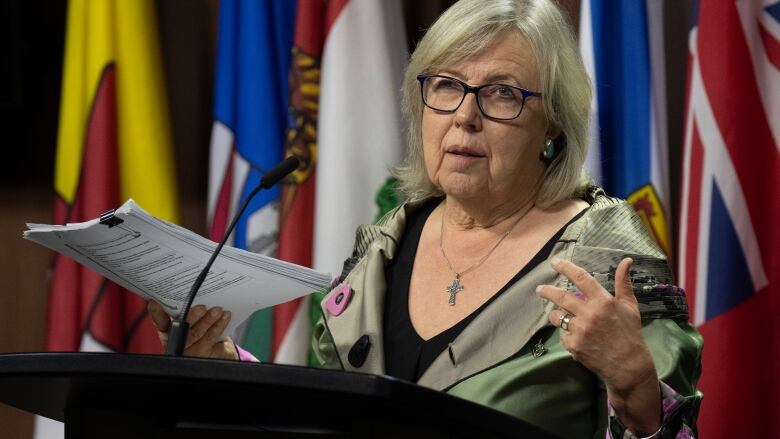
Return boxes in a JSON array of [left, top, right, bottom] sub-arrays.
[[437, 70, 525, 87]]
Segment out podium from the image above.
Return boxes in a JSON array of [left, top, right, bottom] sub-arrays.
[[0, 353, 560, 438]]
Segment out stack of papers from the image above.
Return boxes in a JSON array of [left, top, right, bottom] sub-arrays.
[[24, 199, 332, 338]]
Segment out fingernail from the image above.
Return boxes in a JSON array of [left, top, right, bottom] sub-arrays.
[[192, 307, 205, 317], [550, 257, 561, 267], [210, 307, 222, 317], [222, 311, 231, 321], [535, 285, 543, 294]]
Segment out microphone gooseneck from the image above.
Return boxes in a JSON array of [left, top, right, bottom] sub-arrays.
[[166, 155, 301, 356]]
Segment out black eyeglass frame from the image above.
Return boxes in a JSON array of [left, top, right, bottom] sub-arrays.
[[416, 74, 542, 121]]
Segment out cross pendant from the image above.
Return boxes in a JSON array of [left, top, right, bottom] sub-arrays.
[[445, 274, 464, 306]]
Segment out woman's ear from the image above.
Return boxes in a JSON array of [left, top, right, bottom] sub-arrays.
[[545, 124, 562, 142]]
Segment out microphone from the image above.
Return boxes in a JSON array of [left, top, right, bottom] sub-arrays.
[[260, 155, 300, 189], [166, 155, 300, 356]]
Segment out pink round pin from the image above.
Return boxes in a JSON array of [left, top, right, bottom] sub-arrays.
[[325, 283, 352, 316]]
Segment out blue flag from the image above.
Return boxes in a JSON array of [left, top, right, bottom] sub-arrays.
[[580, 0, 671, 256], [207, 0, 297, 360]]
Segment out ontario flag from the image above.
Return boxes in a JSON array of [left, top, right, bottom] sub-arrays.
[[38, 0, 179, 436], [208, 0, 405, 364], [679, 0, 780, 436]]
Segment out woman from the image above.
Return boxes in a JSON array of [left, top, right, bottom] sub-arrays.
[[149, 0, 702, 437]]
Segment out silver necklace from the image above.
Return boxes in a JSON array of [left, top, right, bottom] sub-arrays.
[[439, 203, 532, 306]]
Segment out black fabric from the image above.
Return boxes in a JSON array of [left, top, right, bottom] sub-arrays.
[[383, 201, 588, 382]]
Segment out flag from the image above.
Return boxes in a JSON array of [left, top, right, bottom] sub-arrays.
[[679, 0, 780, 436], [269, 0, 325, 365], [275, 0, 407, 365], [278, 0, 407, 363], [206, 0, 296, 361], [279, 0, 407, 364], [579, 0, 671, 256], [38, 0, 179, 436], [312, 0, 406, 274], [48, 0, 177, 362]]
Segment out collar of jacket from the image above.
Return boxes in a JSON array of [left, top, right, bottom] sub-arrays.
[[319, 187, 640, 391]]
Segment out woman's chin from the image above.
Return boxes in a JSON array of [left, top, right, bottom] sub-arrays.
[[438, 177, 486, 200]]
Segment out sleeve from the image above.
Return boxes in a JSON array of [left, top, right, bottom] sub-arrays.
[[235, 344, 260, 362], [308, 282, 343, 370], [607, 319, 703, 438]]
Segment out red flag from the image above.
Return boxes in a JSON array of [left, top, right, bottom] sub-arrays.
[[48, 0, 178, 353], [272, 0, 347, 363], [678, 1, 780, 436]]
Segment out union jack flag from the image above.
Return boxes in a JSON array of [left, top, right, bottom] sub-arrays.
[[679, 0, 780, 436]]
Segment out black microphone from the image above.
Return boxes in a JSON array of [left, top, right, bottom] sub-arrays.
[[166, 155, 300, 356], [260, 155, 300, 189]]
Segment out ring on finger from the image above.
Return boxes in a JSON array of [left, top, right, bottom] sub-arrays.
[[559, 312, 573, 332]]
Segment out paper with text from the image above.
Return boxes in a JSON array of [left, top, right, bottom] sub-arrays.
[[24, 199, 332, 339]]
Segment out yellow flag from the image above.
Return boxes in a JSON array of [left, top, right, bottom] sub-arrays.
[[48, 0, 177, 353]]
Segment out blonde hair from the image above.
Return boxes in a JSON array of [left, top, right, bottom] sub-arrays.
[[395, 0, 592, 208]]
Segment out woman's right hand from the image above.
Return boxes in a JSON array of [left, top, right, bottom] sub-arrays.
[[147, 301, 239, 360]]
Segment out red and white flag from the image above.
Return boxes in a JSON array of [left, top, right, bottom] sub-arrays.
[[275, 0, 407, 364], [679, 1, 780, 436], [38, 1, 178, 436]]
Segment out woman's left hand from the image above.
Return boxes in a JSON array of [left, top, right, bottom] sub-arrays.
[[537, 257, 662, 436]]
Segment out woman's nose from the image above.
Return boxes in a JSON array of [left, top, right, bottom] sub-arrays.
[[454, 92, 483, 131]]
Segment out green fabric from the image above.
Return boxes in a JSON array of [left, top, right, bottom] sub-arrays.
[[444, 319, 703, 439], [445, 327, 606, 439], [241, 308, 273, 362], [312, 305, 341, 369], [307, 289, 328, 367], [373, 177, 400, 223], [310, 191, 703, 439], [311, 315, 703, 439]]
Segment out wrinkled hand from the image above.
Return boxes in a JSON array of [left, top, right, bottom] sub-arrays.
[[148, 301, 239, 360], [537, 257, 661, 435]]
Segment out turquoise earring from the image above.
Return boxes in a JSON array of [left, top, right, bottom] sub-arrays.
[[542, 139, 555, 160]]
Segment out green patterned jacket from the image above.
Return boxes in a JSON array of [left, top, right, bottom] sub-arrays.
[[312, 189, 703, 439]]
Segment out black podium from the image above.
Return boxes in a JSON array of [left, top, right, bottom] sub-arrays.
[[0, 353, 560, 438]]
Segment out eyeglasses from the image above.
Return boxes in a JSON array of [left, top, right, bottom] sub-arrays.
[[417, 74, 541, 120]]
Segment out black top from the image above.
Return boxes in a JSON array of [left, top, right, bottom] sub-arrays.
[[383, 200, 587, 382]]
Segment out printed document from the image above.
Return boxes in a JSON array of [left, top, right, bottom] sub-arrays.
[[24, 199, 332, 338]]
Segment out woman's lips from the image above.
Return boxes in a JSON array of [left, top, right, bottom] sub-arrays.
[[445, 150, 485, 167], [446, 146, 485, 158]]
